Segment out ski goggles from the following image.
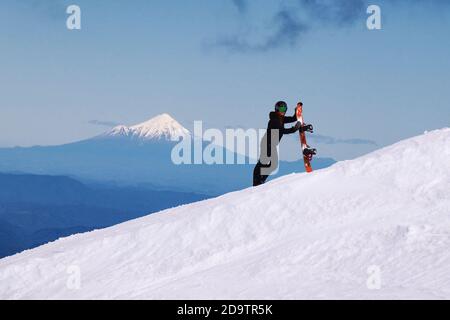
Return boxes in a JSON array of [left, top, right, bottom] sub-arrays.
[[277, 106, 287, 113]]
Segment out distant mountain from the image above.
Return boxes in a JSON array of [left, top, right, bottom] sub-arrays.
[[0, 218, 24, 258], [99, 113, 191, 142], [0, 173, 88, 205], [0, 114, 336, 194], [0, 172, 208, 258]]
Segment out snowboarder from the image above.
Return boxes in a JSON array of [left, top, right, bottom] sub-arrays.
[[253, 101, 313, 186]]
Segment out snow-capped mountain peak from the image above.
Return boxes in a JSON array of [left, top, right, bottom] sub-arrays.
[[104, 113, 190, 141], [108, 125, 131, 136]]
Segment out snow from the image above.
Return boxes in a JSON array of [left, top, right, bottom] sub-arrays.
[[104, 113, 191, 141], [0, 128, 449, 299], [107, 125, 131, 136]]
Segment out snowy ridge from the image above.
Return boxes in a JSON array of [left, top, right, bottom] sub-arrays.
[[0, 129, 449, 299], [103, 113, 191, 141]]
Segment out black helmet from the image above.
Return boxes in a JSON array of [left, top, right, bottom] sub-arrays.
[[275, 101, 288, 113]]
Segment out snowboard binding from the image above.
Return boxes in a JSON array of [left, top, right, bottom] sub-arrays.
[[303, 147, 317, 161]]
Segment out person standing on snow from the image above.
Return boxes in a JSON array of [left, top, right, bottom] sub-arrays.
[[253, 101, 313, 186]]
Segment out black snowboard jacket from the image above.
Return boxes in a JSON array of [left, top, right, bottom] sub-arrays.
[[262, 111, 298, 158]]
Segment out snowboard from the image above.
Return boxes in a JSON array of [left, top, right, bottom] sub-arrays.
[[296, 102, 316, 173]]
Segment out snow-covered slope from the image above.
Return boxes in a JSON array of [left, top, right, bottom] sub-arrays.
[[103, 113, 190, 141], [1, 129, 449, 299]]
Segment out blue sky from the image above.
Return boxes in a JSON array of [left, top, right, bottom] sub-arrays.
[[0, 0, 449, 160]]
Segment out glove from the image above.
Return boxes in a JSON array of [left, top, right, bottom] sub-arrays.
[[299, 124, 314, 133], [294, 122, 302, 131]]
